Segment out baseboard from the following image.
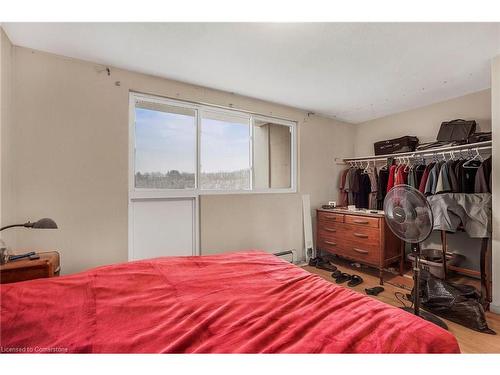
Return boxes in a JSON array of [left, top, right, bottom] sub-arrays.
[[490, 303, 500, 315]]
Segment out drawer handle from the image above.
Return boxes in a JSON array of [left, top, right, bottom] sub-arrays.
[[353, 220, 369, 224], [353, 248, 369, 254], [324, 241, 337, 246], [324, 228, 336, 233], [353, 233, 368, 238], [324, 215, 337, 220]]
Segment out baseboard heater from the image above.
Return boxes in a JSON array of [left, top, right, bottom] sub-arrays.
[[273, 250, 295, 264]]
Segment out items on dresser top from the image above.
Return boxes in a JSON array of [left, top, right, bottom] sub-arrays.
[[0, 251, 60, 284], [316, 208, 402, 285]]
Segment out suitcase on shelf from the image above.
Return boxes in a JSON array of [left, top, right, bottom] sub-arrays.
[[437, 119, 476, 143], [374, 136, 419, 155], [468, 131, 491, 144]]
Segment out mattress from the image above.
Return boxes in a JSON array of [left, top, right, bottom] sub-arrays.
[[0, 250, 460, 353]]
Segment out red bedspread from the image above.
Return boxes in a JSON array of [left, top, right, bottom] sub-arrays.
[[0, 251, 459, 353]]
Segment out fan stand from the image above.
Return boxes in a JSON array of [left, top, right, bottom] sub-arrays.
[[401, 243, 449, 330]]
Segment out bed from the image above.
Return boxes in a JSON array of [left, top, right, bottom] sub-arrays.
[[0, 250, 459, 353]]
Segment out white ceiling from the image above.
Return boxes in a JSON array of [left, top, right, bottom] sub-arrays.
[[4, 23, 500, 123]]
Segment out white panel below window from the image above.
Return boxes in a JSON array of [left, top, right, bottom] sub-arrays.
[[131, 198, 194, 260]]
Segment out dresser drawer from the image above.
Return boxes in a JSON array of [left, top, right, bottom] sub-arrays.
[[317, 219, 340, 233], [317, 238, 341, 253], [345, 215, 379, 228], [344, 226, 380, 243], [318, 229, 340, 245], [317, 211, 344, 224], [342, 243, 380, 264]]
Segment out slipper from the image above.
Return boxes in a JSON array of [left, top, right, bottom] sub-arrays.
[[331, 270, 342, 279], [365, 286, 384, 296], [316, 260, 337, 272], [347, 275, 363, 287], [335, 273, 351, 284], [308, 257, 320, 267]]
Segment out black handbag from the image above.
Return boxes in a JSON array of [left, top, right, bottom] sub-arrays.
[[468, 131, 491, 144], [437, 119, 476, 143], [374, 136, 419, 155]]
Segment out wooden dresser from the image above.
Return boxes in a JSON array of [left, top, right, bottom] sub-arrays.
[[0, 251, 60, 284], [316, 209, 402, 284]]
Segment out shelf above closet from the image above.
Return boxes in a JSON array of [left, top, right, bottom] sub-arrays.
[[342, 140, 492, 163]]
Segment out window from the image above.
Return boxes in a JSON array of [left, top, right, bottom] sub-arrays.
[[131, 93, 296, 194], [134, 99, 196, 189], [200, 111, 251, 190], [253, 119, 292, 189]]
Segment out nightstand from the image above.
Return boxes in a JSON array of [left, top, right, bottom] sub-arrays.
[[0, 251, 60, 284]]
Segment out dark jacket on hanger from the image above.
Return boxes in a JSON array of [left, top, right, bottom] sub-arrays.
[[415, 164, 426, 188], [460, 160, 481, 193], [357, 173, 371, 209], [474, 156, 492, 193], [447, 160, 459, 193], [377, 168, 389, 210]]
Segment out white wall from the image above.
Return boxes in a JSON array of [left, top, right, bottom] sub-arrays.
[[491, 56, 500, 314], [1, 44, 355, 274], [354, 89, 492, 156], [354, 90, 492, 272], [0, 28, 14, 230], [269, 124, 291, 188]]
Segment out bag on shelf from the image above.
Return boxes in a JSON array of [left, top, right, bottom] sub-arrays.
[[373, 136, 419, 156], [437, 119, 476, 144], [468, 131, 492, 144]]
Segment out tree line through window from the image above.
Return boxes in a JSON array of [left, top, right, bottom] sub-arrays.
[[133, 94, 295, 192]]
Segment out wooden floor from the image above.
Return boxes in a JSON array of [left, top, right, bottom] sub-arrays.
[[303, 260, 500, 353]]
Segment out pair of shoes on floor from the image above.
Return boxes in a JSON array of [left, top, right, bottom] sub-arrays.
[[331, 270, 363, 287], [365, 286, 385, 296], [310, 257, 338, 272]]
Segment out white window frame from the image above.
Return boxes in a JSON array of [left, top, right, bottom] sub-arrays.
[[129, 91, 297, 199]]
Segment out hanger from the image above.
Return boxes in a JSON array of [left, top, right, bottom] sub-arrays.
[[362, 160, 370, 174], [462, 148, 483, 168], [403, 155, 411, 173]]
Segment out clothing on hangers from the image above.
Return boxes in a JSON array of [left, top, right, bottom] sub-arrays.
[[394, 164, 408, 185], [341, 149, 491, 207], [475, 156, 492, 193], [351, 168, 362, 206], [386, 164, 398, 192], [424, 161, 443, 196], [459, 160, 481, 193], [338, 167, 350, 206], [419, 162, 435, 194], [357, 173, 371, 209], [427, 193, 492, 238], [414, 164, 426, 188], [407, 167, 415, 187], [376, 167, 389, 210], [446, 159, 459, 193], [435, 161, 452, 194], [367, 166, 378, 210]]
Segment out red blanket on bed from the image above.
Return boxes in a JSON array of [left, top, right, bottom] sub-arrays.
[[0, 251, 459, 353]]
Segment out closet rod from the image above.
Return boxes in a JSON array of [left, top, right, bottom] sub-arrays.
[[343, 140, 492, 163]]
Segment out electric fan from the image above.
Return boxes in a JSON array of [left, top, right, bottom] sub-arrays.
[[383, 184, 448, 330]]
